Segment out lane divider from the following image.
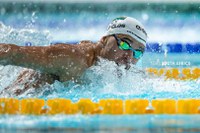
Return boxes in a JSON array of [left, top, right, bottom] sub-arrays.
[[145, 42, 200, 53], [1, 98, 200, 115], [146, 68, 200, 80]]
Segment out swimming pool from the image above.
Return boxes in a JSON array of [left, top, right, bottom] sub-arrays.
[[0, 1, 200, 133]]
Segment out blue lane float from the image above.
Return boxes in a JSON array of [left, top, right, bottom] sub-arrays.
[[142, 42, 200, 53]]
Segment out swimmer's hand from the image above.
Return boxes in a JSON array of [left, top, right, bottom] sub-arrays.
[[0, 44, 12, 54]]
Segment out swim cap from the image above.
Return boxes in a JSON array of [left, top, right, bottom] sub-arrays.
[[106, 16, 147, 47]]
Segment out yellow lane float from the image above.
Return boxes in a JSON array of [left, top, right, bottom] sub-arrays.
[[146, 68, 200, 80], [0, 98, 200, 115]]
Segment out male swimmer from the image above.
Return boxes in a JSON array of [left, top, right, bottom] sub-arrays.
[[0, 16, 147, 95]]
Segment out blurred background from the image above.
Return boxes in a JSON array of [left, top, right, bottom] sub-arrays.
[[0, 0, 200, 43]]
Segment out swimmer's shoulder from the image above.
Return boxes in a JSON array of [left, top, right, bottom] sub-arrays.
[[79, 40, 93, 44], [51, 40, 95, 47], [49, 41, 97, 53]]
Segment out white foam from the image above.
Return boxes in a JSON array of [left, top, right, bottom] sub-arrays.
[[0, 22, 51, 46]]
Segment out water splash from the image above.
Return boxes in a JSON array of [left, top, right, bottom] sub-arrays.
[[15, 58, 198, 101], [0, 21, 51, 46]]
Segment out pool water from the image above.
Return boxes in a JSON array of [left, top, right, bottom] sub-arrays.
[[1, 115, 200, 133], [0, 1, 200, 133]]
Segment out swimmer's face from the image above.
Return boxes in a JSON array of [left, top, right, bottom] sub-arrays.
[[104, 34, 145, 68]]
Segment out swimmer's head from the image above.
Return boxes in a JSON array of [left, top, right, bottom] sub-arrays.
[[106, 16, 147, 47]]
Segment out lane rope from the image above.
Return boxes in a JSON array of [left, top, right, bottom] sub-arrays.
[[146, 68, 200, 80], [0, 98, 200, 115]]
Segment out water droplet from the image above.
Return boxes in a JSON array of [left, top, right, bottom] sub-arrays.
[[142, 13, 149, 21]]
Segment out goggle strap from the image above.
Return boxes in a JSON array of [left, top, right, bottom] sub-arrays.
[[113, 35, 121, 47]]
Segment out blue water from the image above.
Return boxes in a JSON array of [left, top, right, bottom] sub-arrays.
[[1, 115, 200, 133], [0, 1, 200, 133]]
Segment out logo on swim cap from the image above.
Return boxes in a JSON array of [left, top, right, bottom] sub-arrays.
[[136, 25, 147, 36], [113, 16, 126, 21], [106, 16, 147, 47], [108, 23, 125, 29]]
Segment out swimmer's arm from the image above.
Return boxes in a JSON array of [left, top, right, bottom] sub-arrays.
[[0, 43, 86, 74]]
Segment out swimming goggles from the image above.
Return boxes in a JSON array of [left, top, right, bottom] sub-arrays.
[[113, 35, 144, 59]]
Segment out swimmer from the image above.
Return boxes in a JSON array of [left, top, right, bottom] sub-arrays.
[[0, 16, 147, 95]]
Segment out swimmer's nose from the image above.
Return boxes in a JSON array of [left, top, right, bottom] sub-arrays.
[[124, 52, 134, 69], [124, 51, 138, 64], [124, 51, 133, 63]]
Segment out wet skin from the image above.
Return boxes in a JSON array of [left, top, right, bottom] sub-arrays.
[[0, 34, 145, 95]]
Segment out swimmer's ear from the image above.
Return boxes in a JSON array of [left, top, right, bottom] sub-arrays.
[[99, 35, 116, 58]]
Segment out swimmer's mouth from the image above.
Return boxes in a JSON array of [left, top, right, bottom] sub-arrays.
[[116, 62, 131, 70], [115, 56, 134, 69]]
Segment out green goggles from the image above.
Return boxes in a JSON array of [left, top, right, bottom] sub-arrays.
[[113, 35, 144, 59]]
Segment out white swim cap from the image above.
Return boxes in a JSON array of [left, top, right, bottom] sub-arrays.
[[106, 16, 147, 47]]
